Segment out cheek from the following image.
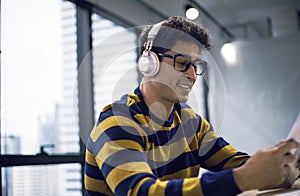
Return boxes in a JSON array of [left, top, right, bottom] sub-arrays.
[[155, 63, 179, 85]]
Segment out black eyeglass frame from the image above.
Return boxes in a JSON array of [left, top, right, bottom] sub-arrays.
[[157, 53, 207, 76]]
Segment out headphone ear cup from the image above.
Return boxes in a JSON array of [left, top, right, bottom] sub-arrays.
[[138, 51, 160, 77]]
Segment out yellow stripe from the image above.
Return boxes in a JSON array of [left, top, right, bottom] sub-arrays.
[[127, 92, 141, 106], [90, 115, 147, 142], [133, 113, 181, 131], [181, 108, 197, 124], [84, 174, 113, 195], [204, 144, 238, 166], [106, 162, 152, 192], [101, 104, 112, 113], [95, 139, 144, 169], [148, 179, 168, 195], [147, 136, 195, 162], [199, 117, 211, 133], [85, 148, 97, 166], [198, 130, 218, 157], [223, 154, 250, 169], [196, 117, 211, 142], [90, 125, 101, 143], [182, 177, 203, 196]]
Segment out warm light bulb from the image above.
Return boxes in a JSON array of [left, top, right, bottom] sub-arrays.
[[185, 7, 199, 20], [221, 42, 237, 65]]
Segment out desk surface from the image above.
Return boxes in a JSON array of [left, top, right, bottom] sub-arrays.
[[239, 179, 300, 196]]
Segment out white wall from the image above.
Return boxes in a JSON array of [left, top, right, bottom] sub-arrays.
[[214, 32, 300, 154]]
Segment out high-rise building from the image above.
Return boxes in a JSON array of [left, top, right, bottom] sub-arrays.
[[2, 104, 61, 196], [11, 165, 59, 196], [1, 135, 21, 196], [38, 104, 61, 154]]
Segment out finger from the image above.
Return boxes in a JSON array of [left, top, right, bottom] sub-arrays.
[[283, 152, 296, 164], [277, 139, 300, 154], [275, 139, 285, 147]]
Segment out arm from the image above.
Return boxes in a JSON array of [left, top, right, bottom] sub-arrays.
[[195, 117, 250, 195], [197, 117, 250, 171]]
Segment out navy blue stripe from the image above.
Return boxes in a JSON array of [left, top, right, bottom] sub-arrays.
[[137, 178, 156, 196], [96, 94, 130, 126], [96, 108, 114, 126], [165, 179, 184, 196], [85, 162, 104, 180], [134, 88, 150, 116], [154, 150, 199, 178], [147, 128, 177, 146], [101, 149, 148, 178], [92, 126, 145, 155], [85, 190, 109, 196], [208, 152, 249, 171], [201, 169, 241, 196], [114, 173, 156, 196]]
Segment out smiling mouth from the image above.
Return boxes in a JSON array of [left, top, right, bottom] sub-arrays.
[[177, 82, 192, 92]]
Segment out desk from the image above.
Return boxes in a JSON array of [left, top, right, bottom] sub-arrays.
[[239, 179, 300, 196]]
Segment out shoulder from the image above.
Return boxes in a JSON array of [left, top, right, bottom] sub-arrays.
[[96, 91, 142, 125]]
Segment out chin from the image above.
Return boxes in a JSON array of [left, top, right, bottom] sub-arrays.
[[177, 96, 189, 103]]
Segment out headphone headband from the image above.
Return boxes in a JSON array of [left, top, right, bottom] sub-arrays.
[[147, 21, 164, 39], [145, 21, 164, 51], [138, 21, 165, 77]]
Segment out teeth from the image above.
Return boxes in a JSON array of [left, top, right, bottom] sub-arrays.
[[178, 84, 191, 89]]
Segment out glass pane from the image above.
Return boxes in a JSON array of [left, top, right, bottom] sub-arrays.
[[2, 163, 82, 196], [60, 1, 79, 154], [91, 14, 139, 121], [1, 0, 79, 155], [1, 0, 81, 195]]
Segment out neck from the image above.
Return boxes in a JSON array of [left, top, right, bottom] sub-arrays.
[[140, 80, 174, 121]]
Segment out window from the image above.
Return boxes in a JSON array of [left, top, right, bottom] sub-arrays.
[[1, 164, 81, 196], [91, 14, 138, 119], [1, 0, 82, 195], [1, 0, 69, 155]]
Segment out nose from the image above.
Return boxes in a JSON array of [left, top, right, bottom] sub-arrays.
[[184, 64, 197, 80]]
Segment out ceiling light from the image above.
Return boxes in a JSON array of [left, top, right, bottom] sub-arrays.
[[221, 42, 237, 65], [185, 5, 199, 20]]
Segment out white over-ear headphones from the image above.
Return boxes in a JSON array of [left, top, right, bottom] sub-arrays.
[[138, 21, 164, 77]]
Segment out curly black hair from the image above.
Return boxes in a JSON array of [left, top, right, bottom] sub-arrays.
[[139, 16, 212, 56]]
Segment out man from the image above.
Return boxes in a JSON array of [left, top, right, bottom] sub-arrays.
[[84, 16, 299, 195]]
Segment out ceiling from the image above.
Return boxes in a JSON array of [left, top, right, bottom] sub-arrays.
[[86, 0, 300, 41], [137, 0, 300, 39]]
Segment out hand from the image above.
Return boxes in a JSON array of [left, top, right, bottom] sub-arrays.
[[233, 139, 300, 191]]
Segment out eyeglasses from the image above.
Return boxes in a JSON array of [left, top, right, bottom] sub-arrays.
[[158, 53, 207, 76]]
